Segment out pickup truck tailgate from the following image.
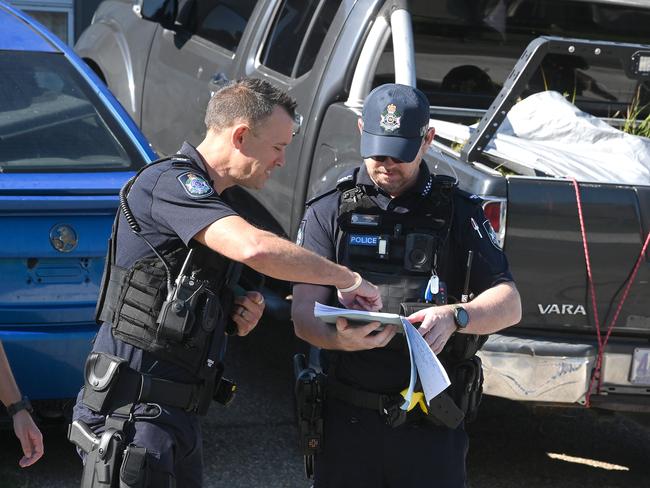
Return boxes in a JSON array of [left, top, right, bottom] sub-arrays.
[[505, 177, 650, 335]]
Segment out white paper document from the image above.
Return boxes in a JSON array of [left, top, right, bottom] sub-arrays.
[[400, 317, 451, 403], [314, 302, 404, 330], [313, 302, 451, 405]]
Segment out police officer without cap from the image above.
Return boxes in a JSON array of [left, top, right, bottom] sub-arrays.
[[292, 83, 522, 487], [71, 78, 382, 488]]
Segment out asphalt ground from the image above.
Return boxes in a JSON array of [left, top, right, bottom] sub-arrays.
[[1, 319, 649, 487]]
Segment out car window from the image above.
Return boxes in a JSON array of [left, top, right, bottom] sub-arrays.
[[0, 51, 147, 173], [374, 0, 650, 122], [194, 0, 257, 52], [260, 0, 342, 78]]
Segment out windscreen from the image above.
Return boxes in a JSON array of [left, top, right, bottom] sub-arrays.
[[0, 51, 147, 173]]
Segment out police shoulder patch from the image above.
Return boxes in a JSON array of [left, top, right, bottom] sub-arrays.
[[177, 172, 214, 199], [296, 219, 306, 246], [483, 219, 501, 250]]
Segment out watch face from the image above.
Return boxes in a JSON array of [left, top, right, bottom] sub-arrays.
[[454, 306, 469, 328]]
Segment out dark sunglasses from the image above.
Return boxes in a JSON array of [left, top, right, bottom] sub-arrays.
[[370, 155, 408, 164]]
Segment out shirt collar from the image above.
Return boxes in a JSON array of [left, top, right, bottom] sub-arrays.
[[357, 162, 433, 200], [178, 141, 211, 175]]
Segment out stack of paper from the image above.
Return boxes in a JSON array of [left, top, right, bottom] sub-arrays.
[[313, 302, 451, 405]]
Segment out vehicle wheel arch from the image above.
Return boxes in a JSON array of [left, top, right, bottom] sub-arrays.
[[82, 57, 106, 84]]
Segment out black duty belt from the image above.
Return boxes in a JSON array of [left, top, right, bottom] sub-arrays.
[[83, 352, 206, 415], [137, 373, 202, 411], [326, 376, 464, 429]]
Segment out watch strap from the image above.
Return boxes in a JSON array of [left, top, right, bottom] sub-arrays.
[[6, 396, 33, 417]]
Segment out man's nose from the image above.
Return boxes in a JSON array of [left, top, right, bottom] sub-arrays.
[[276, 150, 286, 168]]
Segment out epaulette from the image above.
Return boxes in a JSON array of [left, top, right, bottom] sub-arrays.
[[169, 155, 194, 168], [335, 167, 358, 191], [456, 188, 484, 205], [305, 187, 339, 207], [430, 174, 458, 190], [305, 167, 359, 207]]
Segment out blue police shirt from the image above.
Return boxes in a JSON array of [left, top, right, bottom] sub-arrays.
[[298, 162, 514, 393], [74, 142, 239, 424]]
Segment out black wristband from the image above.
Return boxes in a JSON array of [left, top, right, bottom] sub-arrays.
[[6, 396, 33, 417]]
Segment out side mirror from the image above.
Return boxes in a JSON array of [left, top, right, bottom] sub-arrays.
[[137, 0, 178, 29]]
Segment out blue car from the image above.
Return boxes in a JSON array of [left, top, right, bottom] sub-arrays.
[[0, 2, 155, 418]]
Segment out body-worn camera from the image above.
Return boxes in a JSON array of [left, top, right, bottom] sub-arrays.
[[404, 233, 435, 272], [157, 249, 207, 342]]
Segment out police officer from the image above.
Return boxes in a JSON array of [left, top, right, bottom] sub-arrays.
[[292, 84, 522, 487], [1, 341, 44, 467], [71, 78, 381, 487]]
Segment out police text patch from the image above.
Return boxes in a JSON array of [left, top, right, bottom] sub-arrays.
[[177, 172, 214, 199], [349, 234, 379, 246]]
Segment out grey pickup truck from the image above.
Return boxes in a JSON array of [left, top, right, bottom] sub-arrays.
[[76, 0, 650, 414]]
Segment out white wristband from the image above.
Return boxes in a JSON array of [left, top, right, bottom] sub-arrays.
[[337, 272, 363, 293]]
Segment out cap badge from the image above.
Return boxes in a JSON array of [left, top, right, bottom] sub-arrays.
[[380, 103, 401, 132], [177, 171, 214, 199]]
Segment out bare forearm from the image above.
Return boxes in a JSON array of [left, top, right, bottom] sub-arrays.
[[0, 343, 22, 407], [241, 231, 356, 288], [292, 285, 341, 349], [462, 281, 521, 335], [196, 217, 357, 289]]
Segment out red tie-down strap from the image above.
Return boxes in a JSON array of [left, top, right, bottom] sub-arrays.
[[571, 178, 650, 407]]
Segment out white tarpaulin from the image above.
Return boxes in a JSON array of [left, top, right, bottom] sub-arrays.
[[432, 91, 650, 185]]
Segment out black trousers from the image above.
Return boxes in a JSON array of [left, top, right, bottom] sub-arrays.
[[314, 396, 468, 488], [72, 324, 203, 487]]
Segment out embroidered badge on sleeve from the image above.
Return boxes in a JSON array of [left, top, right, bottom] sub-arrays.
[[177, 172, 214, 199], [483, 219, 502, 249]]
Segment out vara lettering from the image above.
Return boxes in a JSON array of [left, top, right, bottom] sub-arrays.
[[538, 304, 587, 315]]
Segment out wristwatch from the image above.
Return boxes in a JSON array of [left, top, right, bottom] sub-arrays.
[[452, 305, 470, 331], [6, 396, 33, 417]]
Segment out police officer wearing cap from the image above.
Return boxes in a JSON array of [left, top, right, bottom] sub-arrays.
[[292, 83, 521, 487], [70, 78, 382, 488]]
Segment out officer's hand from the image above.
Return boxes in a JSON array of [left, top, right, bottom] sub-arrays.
[[337, 279, 382, 311], [231, 291, 265, 336], [13, 410, 44, 467], [334, 317, 396, 351], [407, 306, 456, 354]]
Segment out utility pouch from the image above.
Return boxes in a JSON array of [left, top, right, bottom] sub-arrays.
[[213, 376, 237, 406], [449, 356, 484, 422], [119, 444, 148, 488], [450, 333, 489, 361], [157, 275, 208, 342], [425, 392, 465, 429], [82, 353, 139, 415]]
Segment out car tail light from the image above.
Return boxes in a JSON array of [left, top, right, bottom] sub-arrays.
[[482, 199, 507, 248]]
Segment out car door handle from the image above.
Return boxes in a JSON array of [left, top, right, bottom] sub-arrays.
[[209, 72, 229, 93]]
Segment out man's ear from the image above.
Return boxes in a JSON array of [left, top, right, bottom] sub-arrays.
[[231, 124, 249, 150], [357, 118, 364, 134], [424, 127, 435, 145]]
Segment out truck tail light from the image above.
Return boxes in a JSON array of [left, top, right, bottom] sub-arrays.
[[482, 199, 507, 248]]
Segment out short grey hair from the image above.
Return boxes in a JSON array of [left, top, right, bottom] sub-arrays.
[[204, 78, 296, 132]]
